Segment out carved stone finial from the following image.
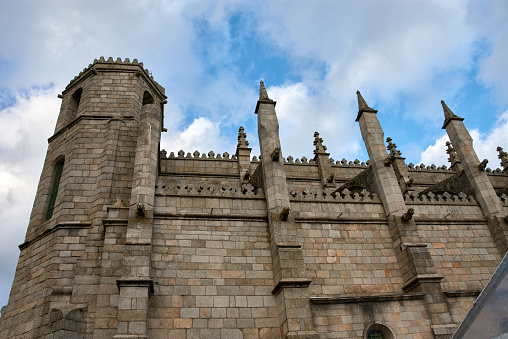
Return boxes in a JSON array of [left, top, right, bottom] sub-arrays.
[[259, 81, 270, 100], [313, 132, 328, 154], [446, 141, 463, 172], [446, 141, 458, 163], [237, 126, 249, 148], [386, 137, 401, 157], [497, 146, 508, 172]]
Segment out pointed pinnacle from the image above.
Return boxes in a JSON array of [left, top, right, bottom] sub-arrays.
[[355, 90, 377, 121], [441, 100, 459, 120], [259, 81, 270, 100], [356, 90, 374, 111], [441, 100, 464, 129]]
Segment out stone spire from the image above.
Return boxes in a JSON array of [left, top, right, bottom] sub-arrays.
[[355, 90, 378, 121], [259, 81, 270, 100], [237, 126, 249, 148], [313, 131, 328, 154], [446, 141, 462, 172], [498, 146, 508, 173], [386, 137, 402, 157], [255, 81, 276, 114], [441, 100, 464, 129]]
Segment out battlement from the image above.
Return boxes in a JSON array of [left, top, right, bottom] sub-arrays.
[[63, 56, 165, 100]]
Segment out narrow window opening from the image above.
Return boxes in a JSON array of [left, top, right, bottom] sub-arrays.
[[143, 91, 154, 105], [45, 160, 64, 220], [69, 88, 83, 119]]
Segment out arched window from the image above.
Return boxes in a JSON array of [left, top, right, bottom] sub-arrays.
[[45, 159, 64, 220], [367, 330, 385, 339], [364, 324, 395, 339], [69, 88, 82, 119], [142, 91, 154, 105]]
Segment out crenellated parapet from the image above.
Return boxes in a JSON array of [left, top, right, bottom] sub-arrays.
[[404, 191, 477, 205], [289, 187, 380, 203], [161, 149, 238, 160], [155, 182, 263, 198]]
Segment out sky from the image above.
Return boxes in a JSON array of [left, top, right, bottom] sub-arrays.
[[0, 0, 507, 308]]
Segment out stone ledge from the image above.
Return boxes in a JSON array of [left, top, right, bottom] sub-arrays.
[[153, 212, 268, 221], [103, 219, 128, 227], [295, 217, 388, 223], [443, 290, 481, 298], [310, 293, 426, 304], [19, 221, 91, 250], [403, 274, 444, 293], [432, 324, 457, 336], [272, 278, 312, 296], [49, 115, 135, 143], [414, 217, 487, 223]]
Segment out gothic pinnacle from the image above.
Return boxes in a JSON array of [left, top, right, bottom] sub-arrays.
[[441, 100, 460, 120], [386, 137, 401, 157], [237, 126, 249, 148], [313, 131, 328, 154], [259, 81, 270, 100], [441, 100, 464, 129], [498, 146, 508, 172], [357, 91, 370, 111], [355, 90, 377, 121]]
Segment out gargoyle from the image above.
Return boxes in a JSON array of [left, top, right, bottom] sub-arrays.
[[402, 208, 414, 221], [137, 203, 145, 217], [271, 147, 281, 161], [280, 207, 290, 221], [478, 159, 488, 171]]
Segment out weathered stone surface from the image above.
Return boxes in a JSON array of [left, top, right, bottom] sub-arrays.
[[1, 61, 507, 338]]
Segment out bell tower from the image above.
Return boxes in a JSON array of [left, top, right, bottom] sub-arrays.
[[0, 57, 166, 338]]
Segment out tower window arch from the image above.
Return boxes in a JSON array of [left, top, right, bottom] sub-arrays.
[[143, 91, 154, 105], [45, 159, 64, 220], [364, 323, 395, 339], [68, 88, 83, 119]]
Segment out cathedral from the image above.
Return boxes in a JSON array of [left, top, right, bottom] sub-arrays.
[[0, 57, 507, 338]]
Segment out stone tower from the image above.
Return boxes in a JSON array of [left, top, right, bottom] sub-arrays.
[[1, 59, 508, 338], [0, 57, 166, 338]]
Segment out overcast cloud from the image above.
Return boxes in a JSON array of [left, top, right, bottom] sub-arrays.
[[0, 0, 507, 307]]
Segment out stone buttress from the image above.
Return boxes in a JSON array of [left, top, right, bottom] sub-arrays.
[[441, 101, 508, 253], [355, 91, 457, 338], [255, 81, 318, 338]]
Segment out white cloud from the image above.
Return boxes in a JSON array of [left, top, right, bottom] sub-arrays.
[[0, 88, 60, 306], [420, 111, 508, 169], [268, 82, 363, 161], [161, 117, 234, 155]]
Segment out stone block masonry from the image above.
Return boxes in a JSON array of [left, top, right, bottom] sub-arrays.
[[0, 58, 507, 338]]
